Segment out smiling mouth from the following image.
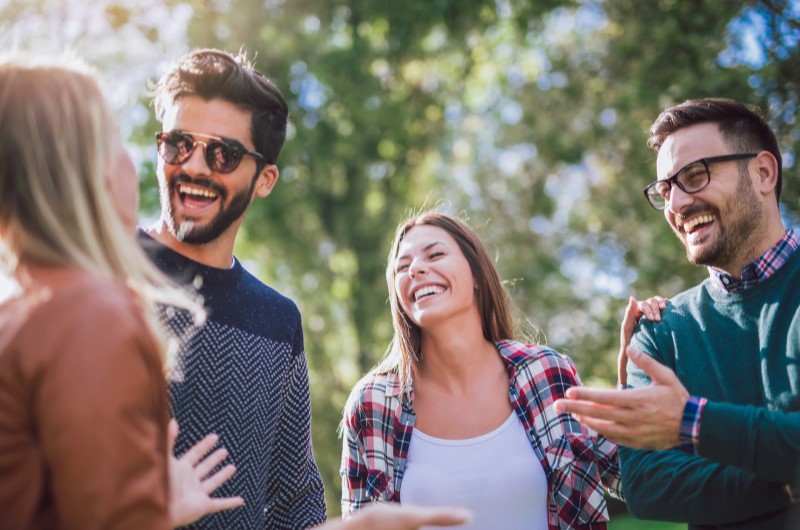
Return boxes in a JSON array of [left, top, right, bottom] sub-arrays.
[[682, 214, 715, 234], [413, 285, 445, 301], [177, 183, 219, 209]]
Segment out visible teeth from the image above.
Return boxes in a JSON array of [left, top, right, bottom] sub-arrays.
[[683, 214, 714, 233], [414, 285, 444, 301], [178, 184, 217, 199]]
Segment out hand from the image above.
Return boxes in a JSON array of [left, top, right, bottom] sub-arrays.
[[168, 419, 244, 527], [324, 504, 471, 530], [618, 296, 668, 387], [555, 348, 689, 450]]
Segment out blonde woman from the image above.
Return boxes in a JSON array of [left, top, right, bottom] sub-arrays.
[[341, 212, 622, 529], [0, 54, 246, 529]]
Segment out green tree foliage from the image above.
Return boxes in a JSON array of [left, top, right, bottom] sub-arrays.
[[165, 0, 799, 513], [3, 0, 797, 520]]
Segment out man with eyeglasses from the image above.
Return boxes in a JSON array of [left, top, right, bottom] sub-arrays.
[[138, 49, 327, 529], [556, 97, 800, 529]]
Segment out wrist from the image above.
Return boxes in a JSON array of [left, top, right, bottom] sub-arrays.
[[679, 395, 706, 454]]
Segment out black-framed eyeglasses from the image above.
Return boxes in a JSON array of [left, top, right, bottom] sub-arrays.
[[643, 153, 758, 210], [155, 130, 267, 174]]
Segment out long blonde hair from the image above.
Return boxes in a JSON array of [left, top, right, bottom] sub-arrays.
[[0, 53, 200, 359]]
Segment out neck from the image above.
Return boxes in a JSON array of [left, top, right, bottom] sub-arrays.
[[415, 319, 500, 391], [147, 220, 236, 269]]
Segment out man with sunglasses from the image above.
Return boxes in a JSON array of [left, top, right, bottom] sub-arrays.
[[139, 49, 326, 529], [556, 98, 800, 529]]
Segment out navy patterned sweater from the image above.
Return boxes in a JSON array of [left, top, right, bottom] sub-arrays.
[[140, 231, 326, 529]]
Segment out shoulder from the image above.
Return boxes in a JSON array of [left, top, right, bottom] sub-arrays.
[[343, 371, 401, 428], [496, 339, 576, 372], [12, 269, 142, 331], [346, 371, 401, 408], [634, 282, 707, 342], [238, 267, 301, 318], [2, 268, 159, 383]]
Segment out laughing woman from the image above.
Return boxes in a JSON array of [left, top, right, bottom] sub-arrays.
[[341, 212, 622, 530]]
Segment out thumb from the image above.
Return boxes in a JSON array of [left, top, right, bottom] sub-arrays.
[[627, 347, 675, 385]]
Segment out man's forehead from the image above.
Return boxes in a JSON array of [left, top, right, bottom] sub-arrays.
[[161, 95, 253, 146], [656, 123, 725, 180]]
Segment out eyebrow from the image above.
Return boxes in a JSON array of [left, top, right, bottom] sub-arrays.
[[396, 241, 444, 262]]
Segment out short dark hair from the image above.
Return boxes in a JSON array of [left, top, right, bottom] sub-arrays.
[[152, 49, 289, 164], [648, 97, 782, 202]]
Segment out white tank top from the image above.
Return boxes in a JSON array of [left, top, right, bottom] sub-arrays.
[[400, 412, 549, 530]]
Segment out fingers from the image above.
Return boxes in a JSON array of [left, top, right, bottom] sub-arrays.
[[207, 495, 245, 513], [563, 386, 640, 408], [408, 507, 472, 526], [627, 347, 676, 385], [168, 419, 179, 455], [194, 447, 230, 480], [637, 295, 668, 322], [201, 463, 237, 494], [181, 433, 220, 466], [554, 398, 633, 423]]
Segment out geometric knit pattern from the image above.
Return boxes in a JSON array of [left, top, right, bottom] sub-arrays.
[[141, 231, 326, 529]]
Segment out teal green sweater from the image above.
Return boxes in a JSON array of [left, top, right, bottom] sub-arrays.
[[621, 247, 800, 530]]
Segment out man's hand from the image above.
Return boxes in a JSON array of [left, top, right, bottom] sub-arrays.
[[323, 504, 471, 530], [555, 348, 689, 450], [168, 419, 245, 527], [618, 296, 667, 387]]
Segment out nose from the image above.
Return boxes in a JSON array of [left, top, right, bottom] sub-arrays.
[[181, 141, 212, 175], [665, 183, 694, 215], [408, 259, 427, 278]]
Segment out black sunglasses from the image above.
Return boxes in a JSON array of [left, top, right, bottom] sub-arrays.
[[155, 130, 267, 174], [643, 153, 758, 210]]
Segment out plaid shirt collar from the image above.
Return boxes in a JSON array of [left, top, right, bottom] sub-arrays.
[[710, 228, 800, 293]]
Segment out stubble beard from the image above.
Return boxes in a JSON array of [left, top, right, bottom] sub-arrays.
[[160, 174, 257, 245], [682, 170, 765, 271]]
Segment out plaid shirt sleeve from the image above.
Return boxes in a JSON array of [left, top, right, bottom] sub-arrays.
[[340, 374, 400, 519], [340, 396, 370, 519]]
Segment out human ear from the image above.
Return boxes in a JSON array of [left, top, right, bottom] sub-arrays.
[[752, 151, 779, 196], [254, 164, 279, 198]]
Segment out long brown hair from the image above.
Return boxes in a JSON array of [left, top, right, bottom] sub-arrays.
[[375, 212, 515, 389]]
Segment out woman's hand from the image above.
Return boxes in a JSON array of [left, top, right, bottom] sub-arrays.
[[168, 419, 244, 527], [618, 296, 668, 387]]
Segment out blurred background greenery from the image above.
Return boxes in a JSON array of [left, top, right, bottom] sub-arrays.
[[3, 0, 797, 525]]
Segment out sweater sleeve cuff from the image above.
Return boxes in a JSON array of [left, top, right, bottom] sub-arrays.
[[679, 396, 707, 454]]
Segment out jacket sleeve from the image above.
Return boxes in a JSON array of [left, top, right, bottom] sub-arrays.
[[264, 323, 327, 530], [699, 401, 800, 486], [621, 331, 794, 524], [36, 292, 171, 530]]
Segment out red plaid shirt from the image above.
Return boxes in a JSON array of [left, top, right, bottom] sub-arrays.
[[340, 340, 622, 530]]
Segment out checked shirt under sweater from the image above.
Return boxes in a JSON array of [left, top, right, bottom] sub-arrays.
[[341, 339, 622, 530], [140, 231, 326, 530]]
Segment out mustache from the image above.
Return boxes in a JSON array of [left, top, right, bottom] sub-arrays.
[[675, 205, 717, 223], [169, 173, 226, 198]]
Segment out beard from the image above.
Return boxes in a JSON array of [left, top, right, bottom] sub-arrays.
[[160, 173, 257, 245], [679, 169, 765, 270]]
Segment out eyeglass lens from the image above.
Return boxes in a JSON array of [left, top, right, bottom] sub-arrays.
[[647, 162, 709, 209], [158, 132, 244, 174]]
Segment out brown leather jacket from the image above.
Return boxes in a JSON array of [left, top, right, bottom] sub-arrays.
[[0, 265, 171, 530]]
